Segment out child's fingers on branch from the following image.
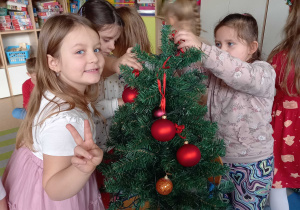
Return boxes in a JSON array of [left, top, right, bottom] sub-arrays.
[[175, 30, 202, 49], [118, 54, 142, 70]]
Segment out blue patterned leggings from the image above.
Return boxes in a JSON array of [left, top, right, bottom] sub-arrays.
[[223, 156, 274, 210]]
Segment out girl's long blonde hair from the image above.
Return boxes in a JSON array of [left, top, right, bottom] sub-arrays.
[[113, 6, 151, 57], [16, 14, 100, 150], [267, 0, 300, 96], [162, 0, 201, 36]]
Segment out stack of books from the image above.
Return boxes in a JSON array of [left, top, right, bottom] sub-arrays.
[[0, 0, 33, 31], [36, 0, 63, 27]]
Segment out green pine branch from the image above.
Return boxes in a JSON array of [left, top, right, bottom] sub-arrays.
[[101, 24, 233, 209]]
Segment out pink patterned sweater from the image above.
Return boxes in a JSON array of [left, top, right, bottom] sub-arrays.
[[201, 43, 276, 163]]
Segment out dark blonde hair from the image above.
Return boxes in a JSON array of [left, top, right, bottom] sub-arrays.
[[113, 7, 151, 57], [267, 0, 300, 96], [26, 57, 36, 74], [16, 14, 100, 150], [162, 0, 201, 36], [214, 13, 261, 63]]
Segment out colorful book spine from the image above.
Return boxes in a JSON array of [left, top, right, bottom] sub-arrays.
[[9, 11, 28, 16], [7, 0, 29, 5], [11, 15, 30, 19], [6, 1, 27, 11]]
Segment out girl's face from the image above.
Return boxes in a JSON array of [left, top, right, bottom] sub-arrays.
[[215, 26, 254, 62], [98, 24, 121, 56], [49, 25, 104, 94]]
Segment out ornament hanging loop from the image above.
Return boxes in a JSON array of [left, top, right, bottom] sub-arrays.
[[175, 123, 186, 139], [157, 72, 167, 113]]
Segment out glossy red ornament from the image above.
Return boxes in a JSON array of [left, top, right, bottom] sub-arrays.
[[151, 117, 176, 142], [122, 86, 138, 103], [152, 107, 166, 119], [176, 141, 201, 167], [156, 175, 173, 195]]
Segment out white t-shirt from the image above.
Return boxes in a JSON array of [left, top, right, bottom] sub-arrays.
[[32, 91, 96, 160], [0, 178, 6, 200]]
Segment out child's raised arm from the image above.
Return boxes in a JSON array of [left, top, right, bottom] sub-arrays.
[[42, 120, 103, 201], [103, 48, 142, 77], [174, 30, 276, 98]]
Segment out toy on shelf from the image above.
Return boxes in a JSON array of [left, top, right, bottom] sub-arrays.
[[5, 42, 30, 64]]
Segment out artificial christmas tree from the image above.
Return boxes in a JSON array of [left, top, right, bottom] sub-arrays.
[[101, 25, 233, 209]]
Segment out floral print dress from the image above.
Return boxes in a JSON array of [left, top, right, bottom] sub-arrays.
[[271, 51, 300, 189]]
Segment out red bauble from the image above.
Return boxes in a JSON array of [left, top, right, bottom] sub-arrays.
[[151, 117, 176, 142], [152, 107, 166, 119], [122, 86, 138, 103], [156, 176, 173, 195], [176, 141, 201, 167]]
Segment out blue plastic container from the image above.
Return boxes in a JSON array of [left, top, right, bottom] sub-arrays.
[[5, 45, 30, 64]]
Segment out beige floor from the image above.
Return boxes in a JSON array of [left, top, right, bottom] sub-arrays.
[[0, 95, 23, 132]]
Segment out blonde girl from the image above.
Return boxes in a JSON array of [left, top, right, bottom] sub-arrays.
[[2, 14, 105, 210], [162, 0, 201, 36], [268, 1, 300, 209]]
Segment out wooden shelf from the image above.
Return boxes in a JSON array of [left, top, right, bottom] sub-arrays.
[[0, 30, 36, 35], [7, 63, 26, 68]]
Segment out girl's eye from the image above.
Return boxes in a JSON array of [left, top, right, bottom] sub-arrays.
[[94, 48, 100, 53], [215, 43, 221, 48], [104, 39, 110, 43], [228, 42, 234, 47], [76, 50, 84, 54]]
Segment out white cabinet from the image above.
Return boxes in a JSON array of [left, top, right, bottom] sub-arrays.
[[7, 65, 29, 95], [0, 69, 10, 98]]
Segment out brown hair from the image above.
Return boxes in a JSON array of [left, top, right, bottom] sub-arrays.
[[16, 14, 100, 150], [78, 0, 124, 31], [267, 0, 300, 96], [113, 7, 151, 57], [162, 0, 201, 36], [214, 13, 261, 63], [26, 57, 36, 74]]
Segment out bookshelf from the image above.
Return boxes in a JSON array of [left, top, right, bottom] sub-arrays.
[[0, 0, 158, 99], [0, 0, 67, 98]]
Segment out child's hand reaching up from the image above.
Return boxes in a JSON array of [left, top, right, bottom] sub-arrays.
[[115, 47, 142, 72], [66, 120, 103, 174], [174, 30, 203, 50]]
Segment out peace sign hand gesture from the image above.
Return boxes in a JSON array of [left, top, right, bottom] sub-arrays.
[[66, 120, 103, 174]]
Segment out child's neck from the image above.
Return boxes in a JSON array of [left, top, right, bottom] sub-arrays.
[[174, 20, 193, 33]]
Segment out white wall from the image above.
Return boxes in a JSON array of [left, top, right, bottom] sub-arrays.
[[262, 0, 289, 60], [200, 0, 289, 60]]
